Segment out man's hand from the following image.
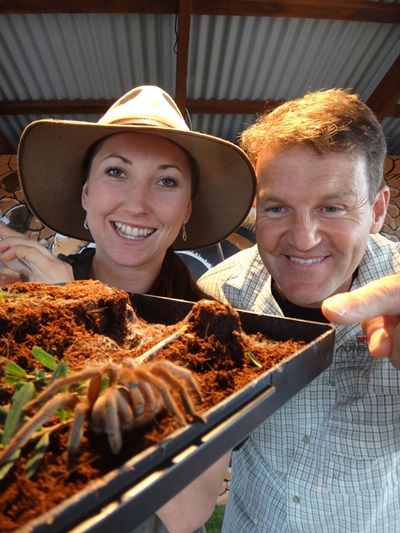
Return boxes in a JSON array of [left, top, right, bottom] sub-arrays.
[[322, 275, 400, 369], [0, 223, 73, 284]]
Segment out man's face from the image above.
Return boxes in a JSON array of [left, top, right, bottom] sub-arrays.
[[255, 144, 389, 307]]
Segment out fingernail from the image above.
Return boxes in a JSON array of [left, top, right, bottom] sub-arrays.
[[324, 294, 350, 316], [369, 328, 390, 356]]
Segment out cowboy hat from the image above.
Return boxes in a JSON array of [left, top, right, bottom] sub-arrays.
[[17, 86, 256, 250]]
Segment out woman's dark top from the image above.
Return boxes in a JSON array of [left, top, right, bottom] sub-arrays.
[[59, 247, 211, 302], [58, 247, 94, 280]]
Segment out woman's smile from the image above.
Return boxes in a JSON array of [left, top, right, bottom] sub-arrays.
[[113, 221, 156, 240]]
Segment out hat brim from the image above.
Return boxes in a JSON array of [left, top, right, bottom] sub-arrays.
[[18, 120, 256, 250]]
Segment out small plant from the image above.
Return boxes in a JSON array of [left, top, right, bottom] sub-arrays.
[[245, 351, 262, 368], [2, 348, 69, 386], [0, 347, 71, 480]]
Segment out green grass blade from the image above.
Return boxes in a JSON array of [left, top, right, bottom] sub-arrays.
[[25, 432, 50, 479], [2, 382, 36, 445], [31, 347, 58, 371], [0, 448, 20, 480], [3, 361, 27, 379], [50, 360, 69, 383], [245, 351, 262, 368], [0, 405, 8, 425]]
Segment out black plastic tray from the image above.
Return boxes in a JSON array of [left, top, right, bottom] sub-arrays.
[[21, 294, 335, 532]]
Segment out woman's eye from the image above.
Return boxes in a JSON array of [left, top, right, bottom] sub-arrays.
[[159, 176, 177, 187], [106, 167, 124, 178]]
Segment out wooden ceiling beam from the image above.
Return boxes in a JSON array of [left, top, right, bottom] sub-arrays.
[[1, 97, 397, 155], [193, 1, 400, 24], [0, 0, 399, 23], [0, 94, 400, 118], [0, 1, 178, 15], [175, 0, 192, 115], [0, 98, 283, 116], [2, 96, 399, 118], [367, 55, 400, 120]]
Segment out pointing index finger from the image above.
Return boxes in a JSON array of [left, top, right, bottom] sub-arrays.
[[322, 275, 400, 324]]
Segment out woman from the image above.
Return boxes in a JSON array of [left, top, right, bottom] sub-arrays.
[[0, 85, 255, 301], [0, 85, 255, 532]]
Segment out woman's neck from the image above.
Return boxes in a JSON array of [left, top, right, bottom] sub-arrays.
[[90, 254, 163, 294]]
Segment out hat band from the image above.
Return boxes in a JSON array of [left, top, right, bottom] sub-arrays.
[[104, 117, 189, 130]]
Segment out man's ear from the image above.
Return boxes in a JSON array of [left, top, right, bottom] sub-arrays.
[[81, 182, 89, 210], [370, 185, 390, 233]]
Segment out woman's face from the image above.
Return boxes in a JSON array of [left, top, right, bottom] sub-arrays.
[[81, 132, 192, 275]]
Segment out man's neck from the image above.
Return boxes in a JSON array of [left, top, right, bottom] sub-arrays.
[[271, 279, 329, 323]]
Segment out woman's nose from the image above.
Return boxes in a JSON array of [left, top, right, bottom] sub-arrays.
[[124, 182, 150, 212]]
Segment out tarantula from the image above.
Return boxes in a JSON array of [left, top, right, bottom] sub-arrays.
[[0, 358, 203, 465]]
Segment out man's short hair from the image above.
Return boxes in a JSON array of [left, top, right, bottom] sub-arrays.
[[240, 89, 387, 202]]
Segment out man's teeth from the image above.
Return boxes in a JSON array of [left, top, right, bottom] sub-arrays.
[[114, 222, 154, 239], [289, 256, 324, 265]]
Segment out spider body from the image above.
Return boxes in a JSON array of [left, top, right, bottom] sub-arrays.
[[0, 358, 203, 463]]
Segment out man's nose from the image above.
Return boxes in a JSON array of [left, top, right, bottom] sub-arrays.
[[289, 214, 321, 250]]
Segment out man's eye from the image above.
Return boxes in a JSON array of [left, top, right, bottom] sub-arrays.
[[264, 206, 284, 216], [106, 167, 124, 177], [324, 205, 343, 214]]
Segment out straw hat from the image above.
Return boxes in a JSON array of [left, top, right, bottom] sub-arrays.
[[17, 86, 256, 250]]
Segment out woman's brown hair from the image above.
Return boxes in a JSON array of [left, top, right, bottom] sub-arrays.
[[149, 248, 212, 301]]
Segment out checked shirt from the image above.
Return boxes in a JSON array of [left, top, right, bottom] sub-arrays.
[[198, 234, 400, 533]]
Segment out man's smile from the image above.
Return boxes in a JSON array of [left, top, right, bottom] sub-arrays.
[[287, 255, 327, 266]]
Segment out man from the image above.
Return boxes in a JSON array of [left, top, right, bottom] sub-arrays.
[[191, 89, 399, 532]]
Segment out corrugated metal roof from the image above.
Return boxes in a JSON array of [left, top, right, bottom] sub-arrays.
[[189, 14, 399, 100], [0, 13, 178, 100], [0, 8, 399, 152]]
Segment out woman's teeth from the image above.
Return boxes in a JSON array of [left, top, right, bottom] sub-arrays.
[[114, 222, 155, 239]]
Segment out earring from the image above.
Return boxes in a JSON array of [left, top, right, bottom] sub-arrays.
[[181, 223, 187, 242], [83, 215, 89, 230]]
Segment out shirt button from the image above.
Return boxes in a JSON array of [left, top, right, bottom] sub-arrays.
[[292, 496, 300, 504], [302, 435, 310, 443]]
